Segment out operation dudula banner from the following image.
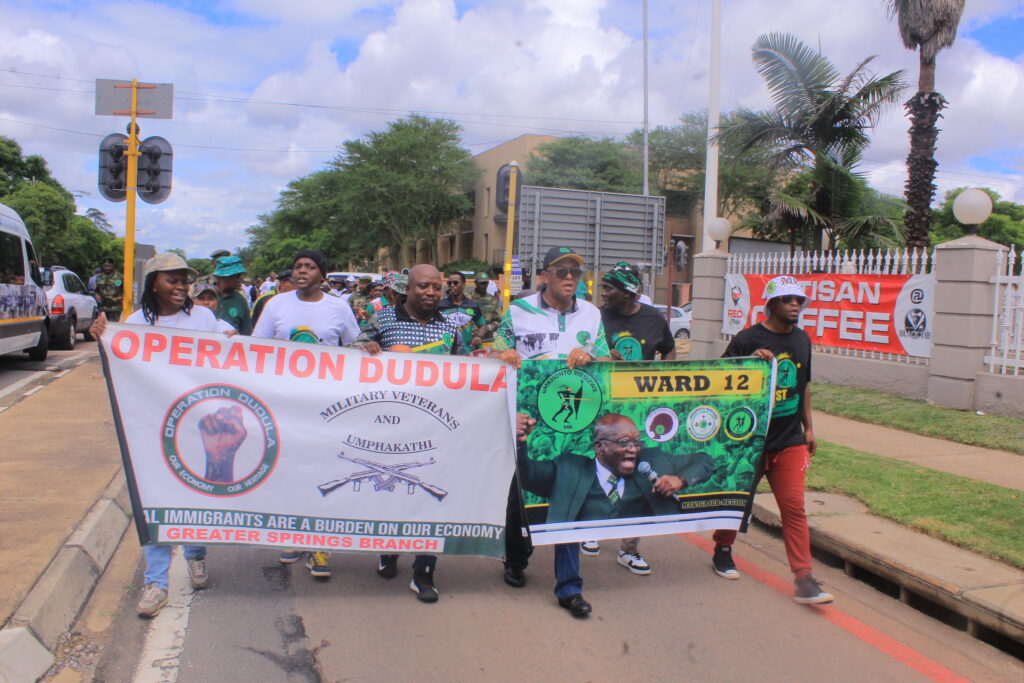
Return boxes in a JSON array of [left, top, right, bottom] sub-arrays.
[[722, 273, 936, 357], [516, 358, 776, 546], [99, 323, 517, 559]]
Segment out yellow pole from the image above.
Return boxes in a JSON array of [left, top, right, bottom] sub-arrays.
[[122, 79, 140, 319], [502, 162, 519, 311]]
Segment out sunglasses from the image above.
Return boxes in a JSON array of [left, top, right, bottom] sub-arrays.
[[776, 295, 806, 305], [548, 267, 583, 280], [599, 438, 643, 449], [446, 280, 461, 286]]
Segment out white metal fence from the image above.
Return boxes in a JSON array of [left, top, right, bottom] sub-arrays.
[[724, 248, 935, 365], [987, 246, 1023, 375]]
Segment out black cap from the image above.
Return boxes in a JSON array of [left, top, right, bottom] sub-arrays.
[[277, 269, 292, 281], [542, 246, 584, 270], [292, 249, 327, 278]]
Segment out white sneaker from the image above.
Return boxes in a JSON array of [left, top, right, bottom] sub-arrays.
[[187, 559, 209, 589], [136, 583, 168, 617], [580, 540, 600, 556], [617, 551, 651, 575]]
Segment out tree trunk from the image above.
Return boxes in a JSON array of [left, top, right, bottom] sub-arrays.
[[902, 88, 946, 249]]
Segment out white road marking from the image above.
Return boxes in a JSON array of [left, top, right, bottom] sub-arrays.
[[0, 371, 47, 402], [54, 369, 71, 378], [134, 550, 197, 683], [22, 385, 44, 397]]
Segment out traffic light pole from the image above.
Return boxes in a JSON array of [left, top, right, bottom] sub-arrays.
[[502, 162, 519, 311], [122, 80, 140, 319]]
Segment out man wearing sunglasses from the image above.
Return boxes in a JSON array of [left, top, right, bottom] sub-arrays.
[[514, 412, 713, 618], [710, 274, 833, 605], [439, 271, 487, 349], [490, 245, 611, 616]]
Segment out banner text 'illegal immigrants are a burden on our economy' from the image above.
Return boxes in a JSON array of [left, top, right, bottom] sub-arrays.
[[100, 323, 517, 559]]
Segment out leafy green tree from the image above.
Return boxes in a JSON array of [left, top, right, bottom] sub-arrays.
[[85, 208, 114, 234], [930, 188, 1024, 253], [3, 182, 118, 277], [526, 136, 641, 194], [0, 136, 66, 198], [885, 0, 966, 248], [718, 33, 907, 250]]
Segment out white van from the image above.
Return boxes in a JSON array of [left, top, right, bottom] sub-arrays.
[[0, 202, 49, 361]]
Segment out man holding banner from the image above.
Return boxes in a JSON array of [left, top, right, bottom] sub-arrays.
[[252, 249, 360, 578], [491, 246, 609, 617], [352, 264, 463, 603], [712, 275, 834, 605]]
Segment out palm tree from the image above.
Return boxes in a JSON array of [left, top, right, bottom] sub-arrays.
[[885, 0, 965, 249], [718, 33, 906, 251]]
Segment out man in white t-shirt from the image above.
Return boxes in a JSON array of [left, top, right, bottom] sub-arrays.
[[259, 272, 277, 296], [252, 249, 359, 579]]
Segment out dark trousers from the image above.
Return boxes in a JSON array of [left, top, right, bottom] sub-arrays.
[[504, 475, 533, 570]]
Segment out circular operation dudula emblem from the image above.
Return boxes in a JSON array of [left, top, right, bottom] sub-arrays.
[[161, 384, 279, 496], [686, 405, 721, 442]]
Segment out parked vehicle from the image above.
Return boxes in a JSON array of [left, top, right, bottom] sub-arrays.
[[653, 303, 692, 339], [0, 203, 49, 361], [327, 271, 380, 284], [42, 266, 97, 349]]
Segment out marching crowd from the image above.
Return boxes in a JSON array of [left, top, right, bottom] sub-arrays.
[[89, 245, 831, 620]]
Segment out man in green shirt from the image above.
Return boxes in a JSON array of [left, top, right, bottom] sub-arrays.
[[470, 272, 502, 341], [213, 256, 252, 335], [93, 258, 124, 322]]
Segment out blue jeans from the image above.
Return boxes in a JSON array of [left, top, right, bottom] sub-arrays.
[[554, 543, 582, 598], [143, 545, 206, 589]]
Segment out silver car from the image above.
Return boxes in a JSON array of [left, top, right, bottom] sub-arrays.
[[653, 303, 692, 340], [43, 267, 97, 349]]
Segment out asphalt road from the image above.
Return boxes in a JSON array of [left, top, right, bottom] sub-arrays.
[[0, 339, 98, 406], [94, 528, 1024, 682]]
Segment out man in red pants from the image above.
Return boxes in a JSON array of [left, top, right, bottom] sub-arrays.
[[711, 275, 833, 605]]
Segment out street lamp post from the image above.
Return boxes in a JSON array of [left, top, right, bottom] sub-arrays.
[[952, 188, 993, 236], [707, 217, 732, 250]]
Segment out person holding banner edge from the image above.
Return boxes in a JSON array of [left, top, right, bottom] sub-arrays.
[[711, 274, 834, 605], [490, 245, 610, 617], [89, 251, 228, 617], [352, 264, 463, 603], [252, 249, 360, 579], [589, 262, 677, 574]]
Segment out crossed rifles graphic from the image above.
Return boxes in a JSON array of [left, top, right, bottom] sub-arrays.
[[318, 451, 448, 502]]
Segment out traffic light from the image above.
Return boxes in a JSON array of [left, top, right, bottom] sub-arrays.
[[98, 133, 128, 202], [137, 136, 173, 204], [495, 163, 521, 215]]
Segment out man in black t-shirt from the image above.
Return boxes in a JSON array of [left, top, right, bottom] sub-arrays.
[[587, 264, 676, 575], [710, 275, 833, 604]]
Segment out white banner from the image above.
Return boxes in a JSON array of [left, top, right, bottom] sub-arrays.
[[100, 323, 517, 558]]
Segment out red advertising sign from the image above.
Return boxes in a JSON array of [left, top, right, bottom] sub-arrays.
[[722, 273, 935, 357]]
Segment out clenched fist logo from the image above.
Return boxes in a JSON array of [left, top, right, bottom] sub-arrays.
[[199, 405, 248, 482]]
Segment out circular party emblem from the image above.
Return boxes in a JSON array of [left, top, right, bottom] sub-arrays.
[[686, 405, 721, 442], [644, 407, 679, 442], [161, 384, 279, 496], [537, 368, 602, 434], [724, 406, 757, 441]]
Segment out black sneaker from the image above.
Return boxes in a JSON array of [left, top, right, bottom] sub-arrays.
[[410, 567, 439, 603], [377, 554, 398, 579], [712, 545, 740, 580], [794, 575, 834, 604]]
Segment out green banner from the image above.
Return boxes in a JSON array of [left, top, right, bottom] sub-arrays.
[[515, 357, 775, 545]]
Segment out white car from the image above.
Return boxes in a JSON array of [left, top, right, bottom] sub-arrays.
[[43, 267, 97, 349], [652, 303, 692, 340]]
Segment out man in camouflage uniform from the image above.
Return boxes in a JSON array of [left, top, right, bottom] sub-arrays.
[[93, 258, 124, 322], [348, 275, 375, 327], [470, 271, 502, 341]]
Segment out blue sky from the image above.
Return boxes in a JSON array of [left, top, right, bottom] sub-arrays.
[[1, 0, 1021, 260]]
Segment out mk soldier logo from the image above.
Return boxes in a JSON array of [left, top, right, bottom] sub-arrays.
[[537, 368, 602, 434]]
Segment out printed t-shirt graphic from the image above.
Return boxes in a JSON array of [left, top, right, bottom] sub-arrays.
[[492, 291, 608, 359]]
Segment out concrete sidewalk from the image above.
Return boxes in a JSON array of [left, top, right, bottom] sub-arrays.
[[0, 360, 131, 682], [1, 364, 1023, 680]]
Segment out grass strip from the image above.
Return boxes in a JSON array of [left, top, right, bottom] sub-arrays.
[[789, 441, 1024, 570], [813, 384, 1024, 456]]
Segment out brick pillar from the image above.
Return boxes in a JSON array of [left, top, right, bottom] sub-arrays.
[[689, 250, 729, 360], [926, 235, 1006, 410]]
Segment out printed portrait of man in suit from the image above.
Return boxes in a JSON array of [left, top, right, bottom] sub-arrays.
[[517, 413, 714, 524]]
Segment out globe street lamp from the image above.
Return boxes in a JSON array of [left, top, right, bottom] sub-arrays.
[[707, 217, 732, 250], [952, 188, 992, 236]]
